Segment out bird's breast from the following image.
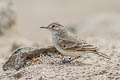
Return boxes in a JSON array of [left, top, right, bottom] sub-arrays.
[[52, 35, 57, 44], [52, 34, 60, 44]]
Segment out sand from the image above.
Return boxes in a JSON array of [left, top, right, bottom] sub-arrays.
[[0, 0, 120, 80]]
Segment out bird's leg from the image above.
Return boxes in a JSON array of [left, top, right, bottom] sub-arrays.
[[62, 57, 71, 63], [62, 56, 81, 63], [62, 56, 92, 66], [69, 56, 82, 62]]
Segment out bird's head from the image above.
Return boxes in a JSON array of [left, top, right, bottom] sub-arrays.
[[40, 22, 65, 33]]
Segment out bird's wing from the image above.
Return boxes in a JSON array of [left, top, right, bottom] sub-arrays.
[[57, 39, 97, 52]]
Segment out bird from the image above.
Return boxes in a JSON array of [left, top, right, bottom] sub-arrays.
[[40, 22, 111, 63]]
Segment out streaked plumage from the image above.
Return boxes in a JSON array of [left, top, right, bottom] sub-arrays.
[[40, 22, 111, 61]]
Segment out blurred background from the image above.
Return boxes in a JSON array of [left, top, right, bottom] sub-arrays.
[[0, 0, 120, 71], [13, 0, 120, 42]]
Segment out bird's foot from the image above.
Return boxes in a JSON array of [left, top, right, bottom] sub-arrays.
[[62, 58, 71, 64]]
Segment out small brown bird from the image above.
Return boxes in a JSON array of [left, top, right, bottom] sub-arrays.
[[40, 22, 110, 63]]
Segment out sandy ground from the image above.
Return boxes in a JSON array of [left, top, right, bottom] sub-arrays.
[[1, 15, 120, 79], [0, 0, 120, 80], [0, 33, 120, 80]]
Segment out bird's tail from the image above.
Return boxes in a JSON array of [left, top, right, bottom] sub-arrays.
[[95, 51, 111, 59]]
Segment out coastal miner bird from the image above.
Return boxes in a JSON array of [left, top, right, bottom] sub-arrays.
[[40, 22, 110, 63]]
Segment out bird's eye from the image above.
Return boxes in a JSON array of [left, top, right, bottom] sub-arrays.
[[52, 25, 55, 28]]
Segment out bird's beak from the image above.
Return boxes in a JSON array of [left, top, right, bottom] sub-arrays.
[[40, 26, 48, 29]]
